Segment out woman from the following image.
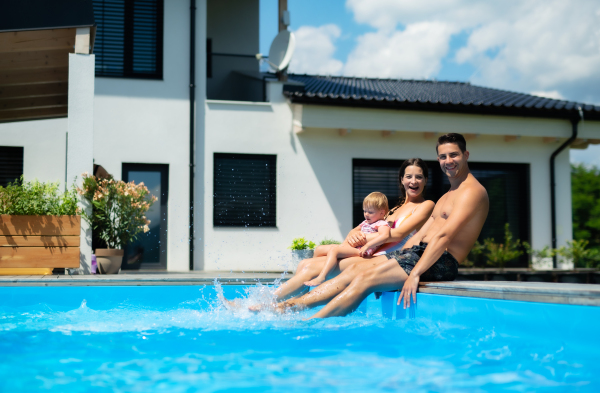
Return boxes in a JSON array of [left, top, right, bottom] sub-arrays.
[[271, 158, 434, 303]]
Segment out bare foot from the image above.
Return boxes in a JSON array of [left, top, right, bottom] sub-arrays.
[[304, 277, 325, 287], [222, 297, 242, 310]]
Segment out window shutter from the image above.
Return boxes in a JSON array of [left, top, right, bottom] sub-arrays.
[[93, 0, 164, 79], [213, 153, 277, 227]]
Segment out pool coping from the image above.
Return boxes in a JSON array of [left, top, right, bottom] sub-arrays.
[[1, 273, 599, 307]]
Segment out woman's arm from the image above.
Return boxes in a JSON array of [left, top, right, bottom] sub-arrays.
[[359, 225, 391, 256], [344, 225, 365, 247], [388, 201, 434, 242]]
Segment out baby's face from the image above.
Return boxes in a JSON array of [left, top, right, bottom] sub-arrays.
[[363, 206, 386, 224]]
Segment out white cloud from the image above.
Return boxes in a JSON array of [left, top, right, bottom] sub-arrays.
[[530, 91, 565, 100], [343, 0, 600, 103], [288, 25, 344, 75], [343, 22, 454, 79]]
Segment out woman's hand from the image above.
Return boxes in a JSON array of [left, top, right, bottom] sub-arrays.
[[398, 273, 420, 308], [346, 232, 367, 248]]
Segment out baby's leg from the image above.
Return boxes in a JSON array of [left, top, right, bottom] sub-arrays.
[[313, 244, 336, 258], [304, 245, 360, 287]]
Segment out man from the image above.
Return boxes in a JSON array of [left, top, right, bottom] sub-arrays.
[[276, 133, 489, 318]]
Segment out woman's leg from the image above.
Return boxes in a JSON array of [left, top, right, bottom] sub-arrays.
[[272, 256, 327, 301], [309, 258, 409, 319], [278, 256, 388, 311]]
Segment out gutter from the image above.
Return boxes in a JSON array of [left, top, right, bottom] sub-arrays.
[[189, 0, 196, 270], [550, 107, 583, 268]]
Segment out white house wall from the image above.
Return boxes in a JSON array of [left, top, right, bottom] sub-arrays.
[[93, 0, 198, 271], [202, 82, 577, 271], [0, 118, 67, 187]]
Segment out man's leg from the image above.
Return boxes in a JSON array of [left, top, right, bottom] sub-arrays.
[[308, 257, 409, 319], [279, 256, 387, 312]]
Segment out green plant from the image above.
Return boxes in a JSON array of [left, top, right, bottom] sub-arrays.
[[0, 176, 79, 216], [522, 243, 555, 268], [483, 223, 524, 270], [289, 237, 316, 250], [557, 239, 600, 268], [319, 238, 341, 246], [78, 173, 157, 249], [463, 241, 485, 267]]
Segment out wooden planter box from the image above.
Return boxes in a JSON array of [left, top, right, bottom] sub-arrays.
[[0, 215, 80, 275]]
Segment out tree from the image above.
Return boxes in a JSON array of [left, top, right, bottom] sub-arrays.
[[571, 164, 600, 252]]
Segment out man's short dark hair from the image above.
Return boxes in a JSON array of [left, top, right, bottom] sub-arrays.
[[436, 133, 467, 153]]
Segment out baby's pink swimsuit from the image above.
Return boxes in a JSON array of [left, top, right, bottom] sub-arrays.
[[358, 220, 390, 256]]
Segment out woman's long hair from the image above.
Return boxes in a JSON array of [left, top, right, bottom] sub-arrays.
[[384, 158, 428, 220]]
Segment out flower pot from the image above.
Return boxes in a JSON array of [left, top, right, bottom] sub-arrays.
[[290, 249, 314, 272], [532, 256, 553, 271], [95, 249, 124, 274], [0, 215, 80, 275]]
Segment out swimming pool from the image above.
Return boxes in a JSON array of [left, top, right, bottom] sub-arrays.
[[1, 284, 599, 392]]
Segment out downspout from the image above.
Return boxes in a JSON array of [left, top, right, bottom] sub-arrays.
[[550, 106, 583, 268], [189, 0, 196, 270]]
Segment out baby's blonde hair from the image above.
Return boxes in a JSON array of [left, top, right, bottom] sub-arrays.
[[363, 192, 389, 212]]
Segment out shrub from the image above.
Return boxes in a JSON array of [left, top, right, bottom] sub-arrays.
[[289, 237, 316, 250], [557, 239, 600, 269], [78, 173, 157, 249], [483, 223, 524, 270], [0, 176, 78, 216]]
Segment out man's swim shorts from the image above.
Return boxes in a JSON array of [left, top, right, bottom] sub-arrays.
[[386, 242, 458, 281]]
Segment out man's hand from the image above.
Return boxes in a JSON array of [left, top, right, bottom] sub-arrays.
[[398, 274, 420, 308], [346, 232, 367, 248]]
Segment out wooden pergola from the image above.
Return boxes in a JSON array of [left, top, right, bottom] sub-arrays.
[[0, 0, 97, 274], [0, 0, 96, 123]]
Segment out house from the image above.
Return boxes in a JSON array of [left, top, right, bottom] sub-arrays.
[[1, 0, 599, 273]]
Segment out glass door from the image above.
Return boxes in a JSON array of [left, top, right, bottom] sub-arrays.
[[122, 163, 169, 270]]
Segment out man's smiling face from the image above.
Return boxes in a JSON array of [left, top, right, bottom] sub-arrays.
[[437, 143, 469, 178]]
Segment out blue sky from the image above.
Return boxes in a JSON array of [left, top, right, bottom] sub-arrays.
[[259, 0, 600, 167]]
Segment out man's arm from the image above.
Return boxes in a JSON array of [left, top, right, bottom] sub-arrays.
[[399, 187, 487, 307]]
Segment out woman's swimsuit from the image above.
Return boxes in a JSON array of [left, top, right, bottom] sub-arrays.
[[372, 207, 417, 256]]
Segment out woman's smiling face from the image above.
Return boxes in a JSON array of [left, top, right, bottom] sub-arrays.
[[402, 165, 426, 198]]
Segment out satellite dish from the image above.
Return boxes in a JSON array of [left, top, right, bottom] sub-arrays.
[[257, 30, 295, 72]]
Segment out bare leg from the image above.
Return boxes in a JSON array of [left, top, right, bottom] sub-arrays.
[[272, 256, 328, 301], [309, 258, 409, 319], [304, 245, 360, 287], [278, 256, 387, 312], [313, 245, 336, 258]]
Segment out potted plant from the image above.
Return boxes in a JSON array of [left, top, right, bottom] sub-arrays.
[[0, 177, 80, 275], [557, 239, 600, 269], [289, 237, 316, 270], [78, 173, 156, 274], [523, 244, 555, 270]]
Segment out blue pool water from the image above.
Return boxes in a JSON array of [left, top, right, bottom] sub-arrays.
[[1, 284, 599, 392]]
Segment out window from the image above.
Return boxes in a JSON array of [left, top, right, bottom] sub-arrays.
[[353, 159, 530, 267], [0, 146, 23, 187], [92, 0, 164, 79], [213, 153, 276, 227]]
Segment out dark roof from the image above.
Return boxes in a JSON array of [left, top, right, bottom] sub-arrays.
[[0, 0, 95, 32], [283, 74, 600, 121]]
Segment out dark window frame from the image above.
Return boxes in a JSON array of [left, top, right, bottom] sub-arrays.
[[0, 146, 24, 187], [213, 153, 277, 228], [352, 158, 531, 266], [93, 0, 164, 80], [121, 163, 169, 270]]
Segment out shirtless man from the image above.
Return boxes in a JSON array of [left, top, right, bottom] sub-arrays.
[[275, 133, 489, 318]]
